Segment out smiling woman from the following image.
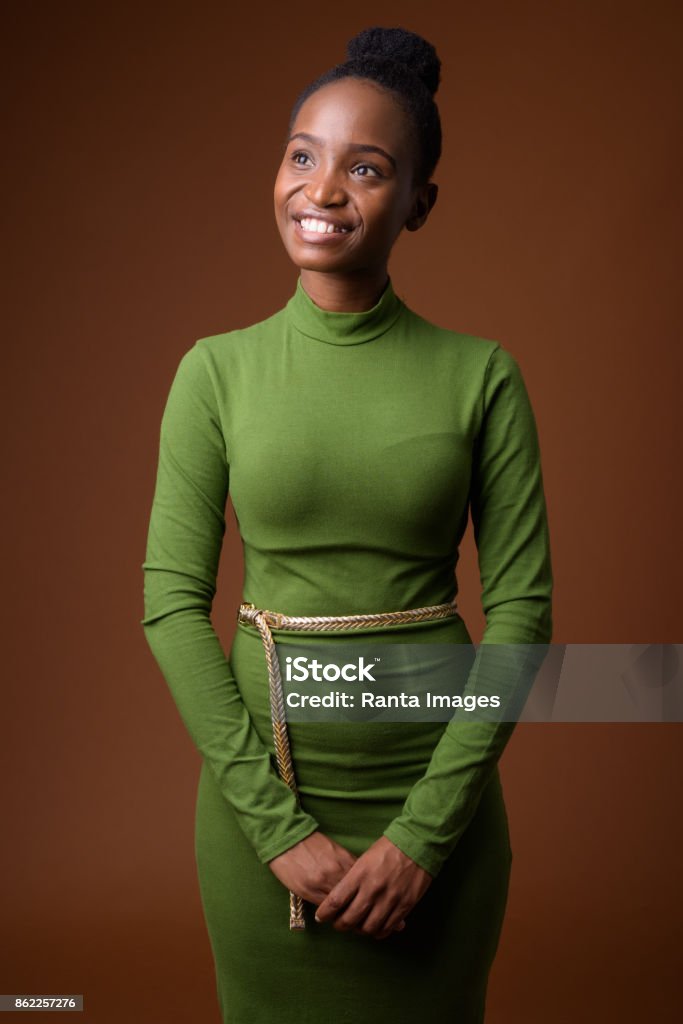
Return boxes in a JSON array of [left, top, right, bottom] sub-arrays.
[[273, 69, 439, 308], [141, 23, 553, 1024]]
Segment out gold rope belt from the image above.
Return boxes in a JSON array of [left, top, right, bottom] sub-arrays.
[[236, 598, 459, 930]]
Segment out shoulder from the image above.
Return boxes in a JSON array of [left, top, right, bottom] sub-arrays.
[[170, 306, 288, 391], [399, 302, 516, 375], [196, 307, 286, 360], [198, 312, 286, 352], [398, 302, 534, 432]]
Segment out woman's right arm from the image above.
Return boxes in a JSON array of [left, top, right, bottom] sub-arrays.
[[140, 340, 320, 865]]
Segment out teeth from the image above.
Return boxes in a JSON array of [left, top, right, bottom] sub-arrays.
[[300, 217, 349, 234]]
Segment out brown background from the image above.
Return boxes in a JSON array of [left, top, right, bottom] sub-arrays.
[[2, 0, 682, 1021]]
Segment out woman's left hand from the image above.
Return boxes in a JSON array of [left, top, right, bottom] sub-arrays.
[[313, 836, 433, 940]]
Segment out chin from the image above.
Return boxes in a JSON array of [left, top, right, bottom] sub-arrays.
[[288, 250, 355, 273]]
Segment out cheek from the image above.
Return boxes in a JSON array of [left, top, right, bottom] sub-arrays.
[[273, 168, 291, 206], [364, 203, 403, 240]]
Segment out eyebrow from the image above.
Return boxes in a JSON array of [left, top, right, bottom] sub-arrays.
[[286, 131, 397, 171]]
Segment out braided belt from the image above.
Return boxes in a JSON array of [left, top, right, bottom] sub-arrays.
[[236, 598, 459, 930]]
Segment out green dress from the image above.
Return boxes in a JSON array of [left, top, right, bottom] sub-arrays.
[[141, 275, 553, 1023]]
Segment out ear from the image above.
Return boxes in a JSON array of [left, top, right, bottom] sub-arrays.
[[405, 182, 438, 232]]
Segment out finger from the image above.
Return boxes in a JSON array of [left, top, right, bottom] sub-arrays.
[[337, 880, 400, 934], [331, 892, 378, 932], [326, 839, 358, 871], [269, 863, 335, 907], [349, 893, 398, 938], [373, 918, 407, 941], [330, 857, 356, 881], [285, 878, 329, 907], [374, 907, 409, 940], [315, 876, 360, 923]]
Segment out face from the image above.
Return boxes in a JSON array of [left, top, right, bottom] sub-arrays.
[[273, 77, 437, 277]]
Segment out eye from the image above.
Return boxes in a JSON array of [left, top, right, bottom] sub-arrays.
[[290, 150, 312, 166], [353, 163, 382, 178]]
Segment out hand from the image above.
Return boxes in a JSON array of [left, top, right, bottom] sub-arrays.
[[267, 830, 357, 905], [314, 836, 433, 940]]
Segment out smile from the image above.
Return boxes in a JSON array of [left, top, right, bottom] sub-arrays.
[[296, 216, 356, 234]]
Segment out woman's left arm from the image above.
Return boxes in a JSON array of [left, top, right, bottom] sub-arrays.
[[315, 343, 553, 937]]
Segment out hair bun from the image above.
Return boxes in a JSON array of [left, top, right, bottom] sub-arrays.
[[345, 26, 441, 97]]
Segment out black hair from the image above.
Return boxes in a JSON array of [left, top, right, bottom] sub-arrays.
[[287, 26, 442, 187]]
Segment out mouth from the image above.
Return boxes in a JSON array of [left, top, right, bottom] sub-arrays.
[[292, 213, 356, 243]]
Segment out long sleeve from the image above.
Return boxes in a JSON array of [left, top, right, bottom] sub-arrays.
[[140, 341, 319, 863], [383, 344, 554, 877]]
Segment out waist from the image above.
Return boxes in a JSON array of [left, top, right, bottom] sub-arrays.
[[228, 615, 472, 802], [236, 597, 472, 643], [230, 599, 474, 802]]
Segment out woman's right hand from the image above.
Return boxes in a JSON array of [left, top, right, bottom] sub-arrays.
[[267, 830, 357, 905]]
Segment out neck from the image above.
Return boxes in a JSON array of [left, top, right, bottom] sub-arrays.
[[299, 267, 390, 312]]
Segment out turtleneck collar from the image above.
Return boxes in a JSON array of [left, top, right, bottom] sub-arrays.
[[285, 275, 405, 346]]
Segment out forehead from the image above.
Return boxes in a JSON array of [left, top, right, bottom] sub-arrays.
[[291, 78, 412, 155]]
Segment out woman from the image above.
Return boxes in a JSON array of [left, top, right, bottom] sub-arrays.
[[141, 25, 553, 1024]]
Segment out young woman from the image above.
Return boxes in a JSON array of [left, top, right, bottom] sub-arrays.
[[141, 25, 553, 1024]]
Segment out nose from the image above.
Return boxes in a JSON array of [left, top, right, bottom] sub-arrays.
[[303, 160, 347, 207]]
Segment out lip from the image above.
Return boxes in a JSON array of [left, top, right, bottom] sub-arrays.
[[293, 218, 355, 244], [291, 210, 357, 244], [293, 209, 355, 229]]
